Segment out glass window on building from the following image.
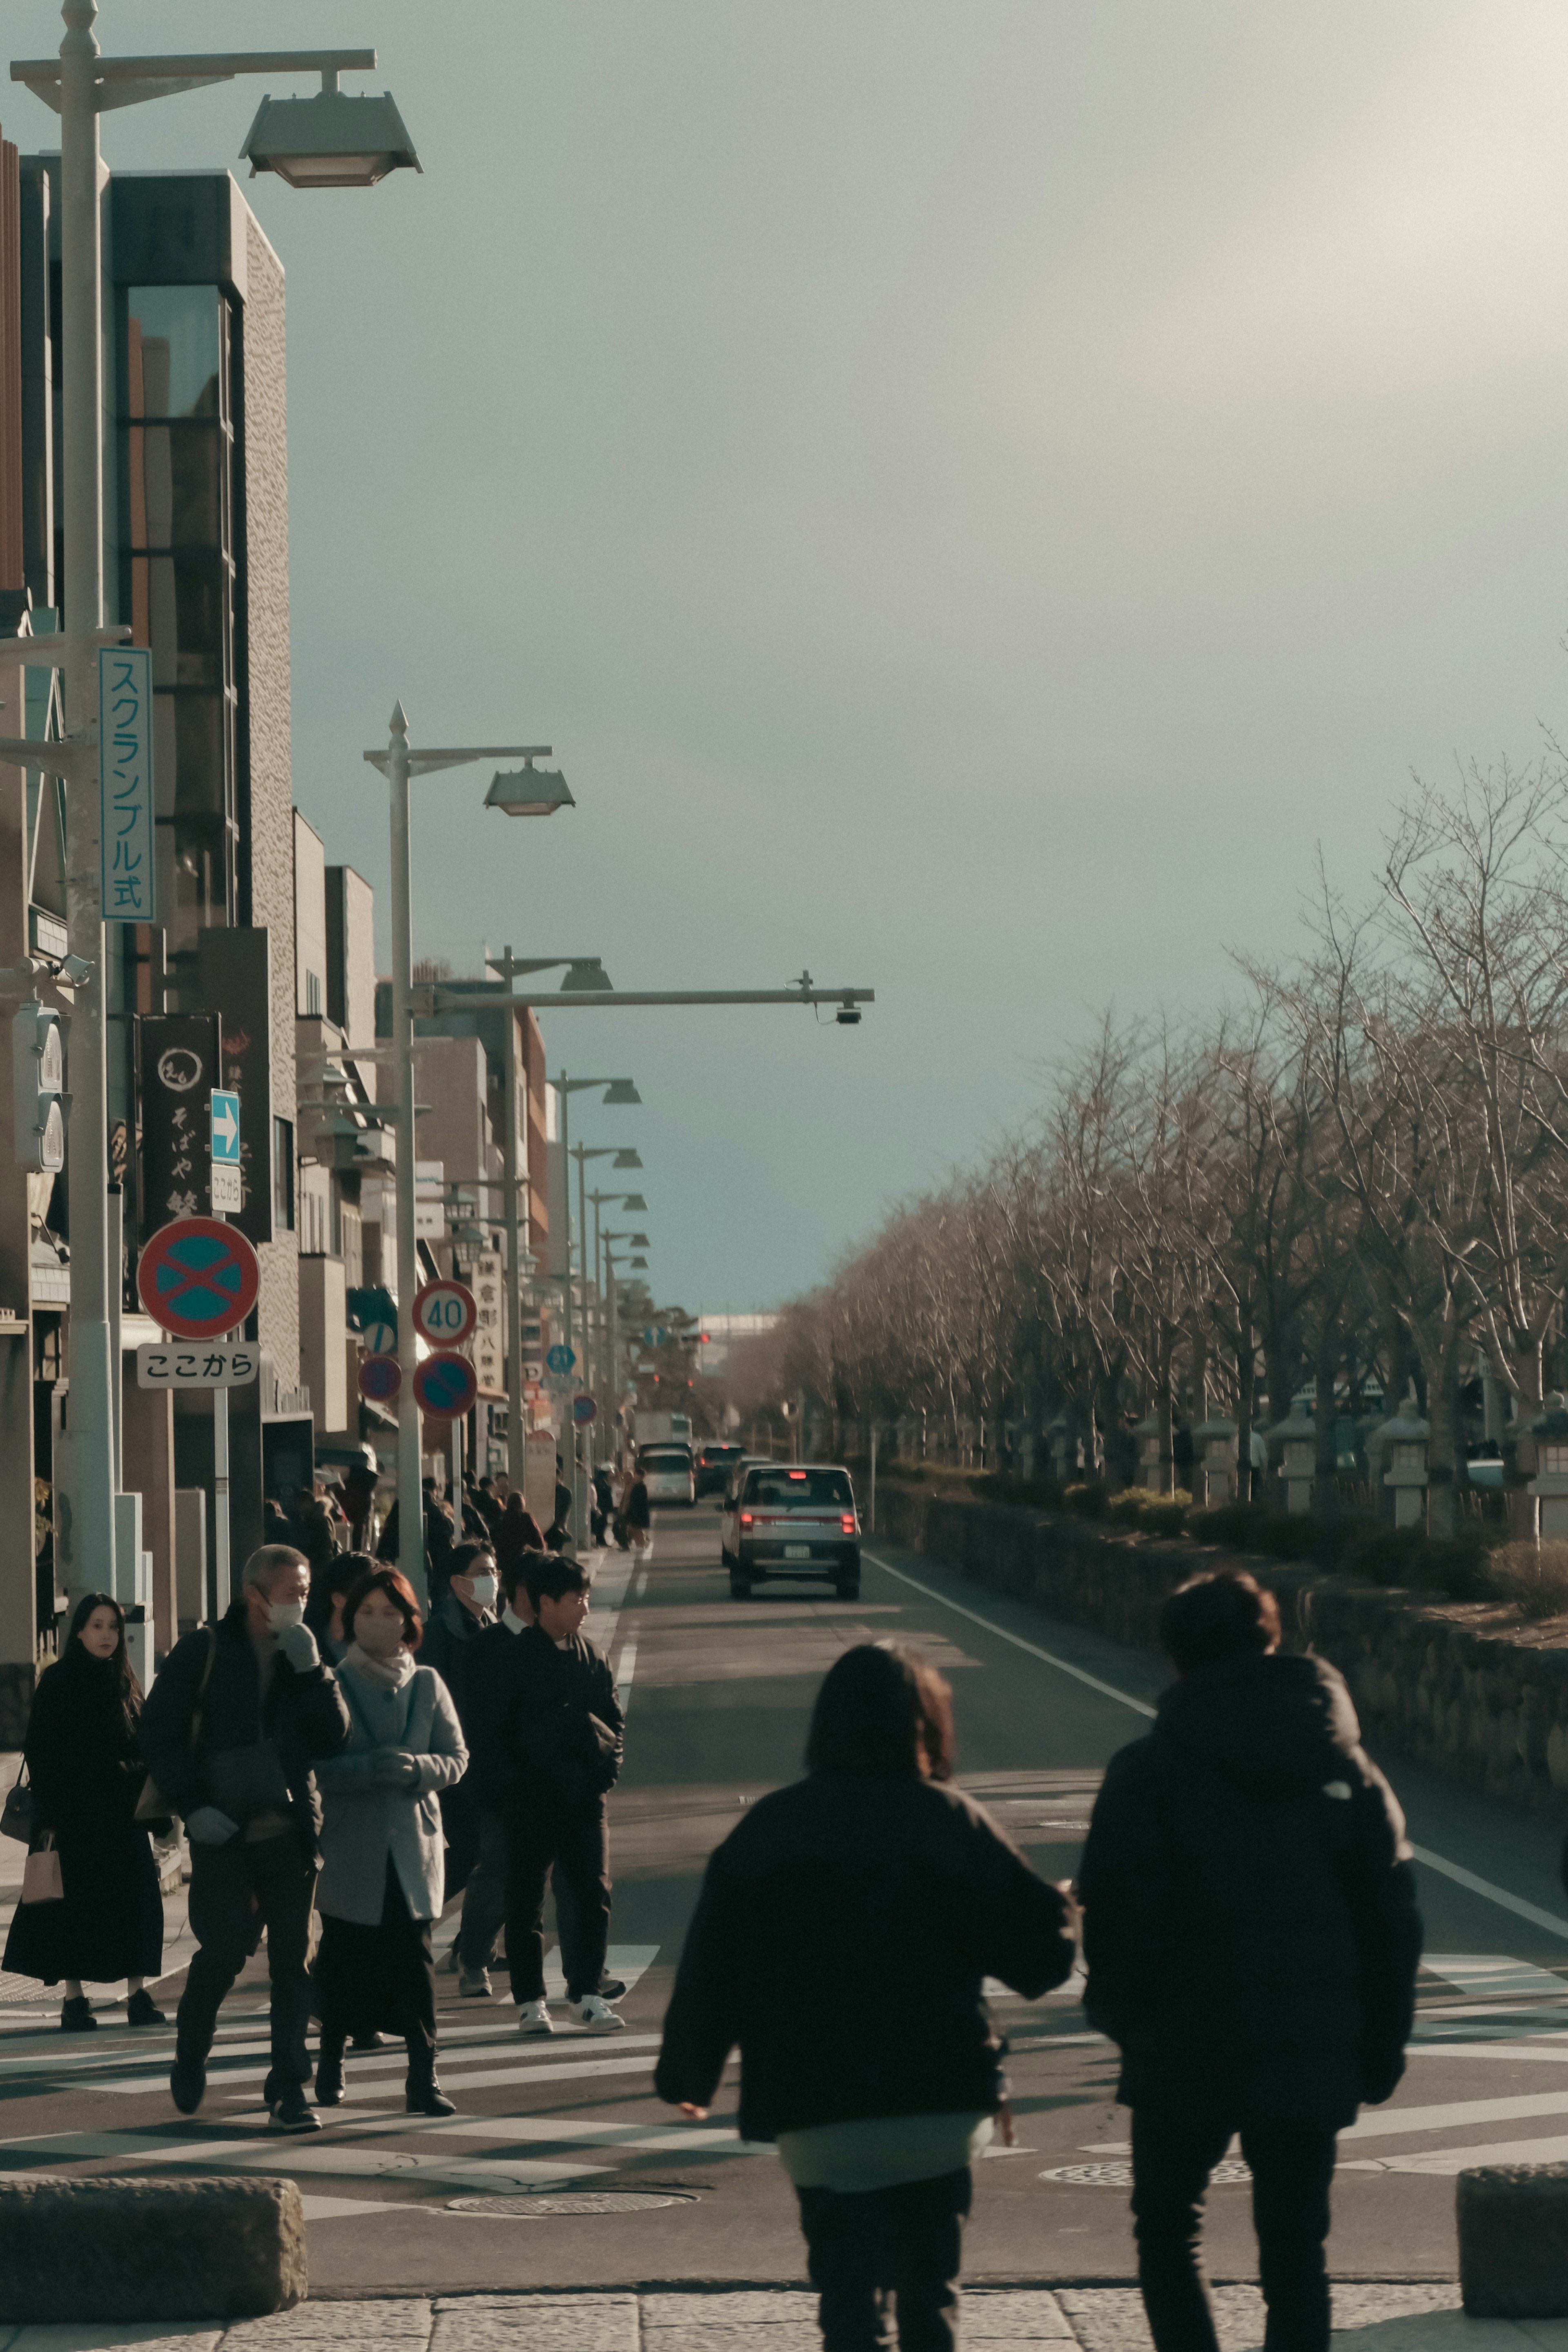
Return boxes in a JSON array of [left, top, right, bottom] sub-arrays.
[[118, 285, 236, 983], [272, 1116, 295, 1234]]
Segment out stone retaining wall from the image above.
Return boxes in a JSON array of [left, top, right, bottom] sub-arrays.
[[873, 1483, 1568, 1820]]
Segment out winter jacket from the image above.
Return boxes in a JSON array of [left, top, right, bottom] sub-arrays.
[[314, 1658, 467, 1924], [623, 1478, 650, 1531], [1079, 1651, 1422, 2129], [417, 1586, 495, 1729], [462, 1617, 528, 1810], [503, 1624, 624, 1812], [139, 1602, 351, 1856], [655, 1772, 1076, 2142]]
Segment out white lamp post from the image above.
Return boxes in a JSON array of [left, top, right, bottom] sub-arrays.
[[551, 1076, 640, 1538], [364, 706, 568, 1602], [3, 6, 417, 1601]]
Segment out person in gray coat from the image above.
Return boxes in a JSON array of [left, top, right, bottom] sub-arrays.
[[312, 1566, 468, 2116]]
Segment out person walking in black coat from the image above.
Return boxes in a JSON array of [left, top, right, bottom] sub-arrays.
[[1078, 1570, 1422, 2352], [502, 1552, 626, 2034], [3, 1592, 167, 2031], [420, 1538, 499, 1900], [656, 1641, 1076, 2352], [140, 1543, 350, 2133]]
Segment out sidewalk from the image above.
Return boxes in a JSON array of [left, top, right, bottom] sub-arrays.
[[0, 2287, 1555, 2350]]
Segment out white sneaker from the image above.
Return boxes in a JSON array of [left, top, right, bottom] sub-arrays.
[[517, 1999, 554, 2037], [573, 1994, 626, 2035]]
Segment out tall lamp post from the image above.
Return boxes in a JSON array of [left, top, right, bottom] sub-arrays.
[[569, 1145, 642, 1427], [364, 709, 571, 1600], [3, 7, 417, 1602], [602, 1230, 650, 1453], [586, 1182, 644, 1428], [550, 1075, 639, 1534]]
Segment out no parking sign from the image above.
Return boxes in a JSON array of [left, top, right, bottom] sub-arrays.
[[412, 1353, 479, 1422]]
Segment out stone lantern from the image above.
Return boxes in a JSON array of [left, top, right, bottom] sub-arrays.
[[1270, 1402, 1317, 1516], [1192, 1414, 1237, 1508], [1375, 1402, 1430, 1531], [1133, 1411, 1162, 1491], [1528, 1394, 1568, 1539]]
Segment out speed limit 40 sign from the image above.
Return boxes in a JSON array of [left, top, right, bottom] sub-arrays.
[[412, 1278, 476, 1347]]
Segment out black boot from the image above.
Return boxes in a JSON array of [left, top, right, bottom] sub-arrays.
[[315, 2034, 346, 2108], [60, 1995, 96, 2033], [405, 2036, 455, 2117]]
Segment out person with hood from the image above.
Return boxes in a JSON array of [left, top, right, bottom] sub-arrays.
[[140, 1543, 350, 2133], [1078, 1569, 1421, 2352], [492, 1489, 546, 1585], [656, 1641, 1076, 2352], [3, 1592, 167, 2029]]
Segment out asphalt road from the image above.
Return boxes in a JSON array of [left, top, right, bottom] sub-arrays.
[[4, 1506, 1568, 2291]]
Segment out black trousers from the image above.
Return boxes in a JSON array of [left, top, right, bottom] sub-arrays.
[[1130, 2106, 1338, 2352], [503, 1796, 610, 2002], [176, 1830, 316, 2104], [461, 1805, 590, 1972], [795, 2167, 971, 2352]]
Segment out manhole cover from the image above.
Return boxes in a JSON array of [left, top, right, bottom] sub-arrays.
[[446, 2191, 697, 2217], [1039, 2160, 1252, 2189]]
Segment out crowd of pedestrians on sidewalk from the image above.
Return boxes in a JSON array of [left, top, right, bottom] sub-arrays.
[[2, 1505, 1427, 2352]]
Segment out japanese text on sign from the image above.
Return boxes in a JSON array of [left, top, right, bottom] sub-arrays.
[[99, 646, 155, 922], [136, 1344, 258, 1390]]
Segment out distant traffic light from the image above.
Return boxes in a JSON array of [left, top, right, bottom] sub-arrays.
[[13, 1004, 64, 1173]]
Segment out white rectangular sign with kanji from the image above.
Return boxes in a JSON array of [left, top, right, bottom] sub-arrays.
[[136, 1344, 259, 1390]]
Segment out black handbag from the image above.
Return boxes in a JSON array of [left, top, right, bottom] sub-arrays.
[[1, 1761, 34, 1846]]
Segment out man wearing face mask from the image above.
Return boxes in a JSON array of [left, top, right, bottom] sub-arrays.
[[141, 1544, 350, 2132], [420, 1541, 499, 1905]]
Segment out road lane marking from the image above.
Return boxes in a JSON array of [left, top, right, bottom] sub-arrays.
[[1407, 1851, 1568, 1943], [615, 1640, 638, 1714], [862, 1552, 1156, 1718], [1340, 2090, 1568, 2140], [1344, 2130, 1568, 2175], [343, 2053, 659, 2098], [865, 1549, 1568, 1944], [1423, 1954, 1568, 1999]]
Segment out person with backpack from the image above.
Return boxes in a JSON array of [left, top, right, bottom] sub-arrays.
[[1078, 1569, 1422, 2352], [502, 1552, 626, 2035], [655, 1641, 1076, 2352], [140, 1543, 350, 2133]]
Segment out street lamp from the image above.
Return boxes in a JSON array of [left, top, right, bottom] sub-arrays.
[[602, 1233, 652, 1456], [364, 706, 568, 1602], [240, 72, 420, 189], [570, 1146, 643, 1422], [551, 1074, 641, 1534], [2, 9, 416, 1602], [581, 1182, 646, 1434]]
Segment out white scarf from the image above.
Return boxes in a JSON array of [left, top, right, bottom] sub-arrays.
[[344, 1642, 415, 1692]]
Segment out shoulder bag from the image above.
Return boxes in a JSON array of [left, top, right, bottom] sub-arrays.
[[1, 1759, 34, 1846]]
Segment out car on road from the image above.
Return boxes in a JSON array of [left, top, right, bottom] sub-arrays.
[[721, 1462, 860, 1600], [694, 1440, 746, 1497], [639, 1442, 696, 1507], [721, 1454, 773, 1509]]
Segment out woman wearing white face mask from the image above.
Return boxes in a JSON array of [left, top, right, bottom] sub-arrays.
[[419, 1542, 499, 1913], [312, 1567, 468, 2114]]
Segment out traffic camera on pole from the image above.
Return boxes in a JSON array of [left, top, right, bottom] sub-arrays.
[[13, 1003, 65, 1172]]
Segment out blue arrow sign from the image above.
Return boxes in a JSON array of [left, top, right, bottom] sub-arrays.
[[546, 1343, 576, 1375], [210, 1090, 241, 1163]]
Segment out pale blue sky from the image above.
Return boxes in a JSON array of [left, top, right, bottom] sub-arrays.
[[13, 3, 1568, 1311]]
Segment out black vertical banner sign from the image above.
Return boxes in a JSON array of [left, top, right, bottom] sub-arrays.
[[137, 1014, 222, 1240]]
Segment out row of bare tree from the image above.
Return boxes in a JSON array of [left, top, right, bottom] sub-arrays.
[[770, 761, 1568, 1540]]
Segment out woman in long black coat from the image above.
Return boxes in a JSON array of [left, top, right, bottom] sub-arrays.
[[3, 1592, 166, 2030]]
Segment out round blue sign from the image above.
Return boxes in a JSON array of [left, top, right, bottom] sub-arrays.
[[546, 1343, 576, 1375]]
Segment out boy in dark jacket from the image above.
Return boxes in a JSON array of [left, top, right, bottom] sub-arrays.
[[1079, 1570, 1422, 2352], [502, 1552, 626, 2034], [657, 1642, 1075, 2352], [140, 1543, 350, 2133]]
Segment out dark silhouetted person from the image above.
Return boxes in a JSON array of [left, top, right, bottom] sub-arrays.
[[1078, 1569, 1422, 2352], [656, 1641, 1076, 2352]]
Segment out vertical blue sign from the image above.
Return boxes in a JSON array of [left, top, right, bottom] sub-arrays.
[[99, 644, 155, 922]]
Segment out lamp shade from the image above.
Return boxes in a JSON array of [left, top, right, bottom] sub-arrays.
[[240, 88, 420, 189], [613, 1149, 642, 1169], [629, 1257, 648, 1270], [485, 762, 575, 817], [628, 1232, 650, 1248], [603, 1079, 641, 1105], [560, 959, 612, 991], [622, 1198, 648, 1215]]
